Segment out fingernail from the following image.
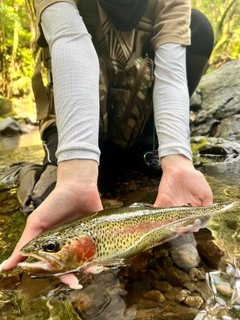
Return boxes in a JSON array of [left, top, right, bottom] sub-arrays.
[[0, 260, 7, 272], [69, 283, 83, 290]]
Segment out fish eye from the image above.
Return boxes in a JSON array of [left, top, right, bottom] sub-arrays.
[[42, 239, 61, 253]]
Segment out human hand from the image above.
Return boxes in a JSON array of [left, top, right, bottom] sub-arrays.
[[1, 159, 103, 288], [154, 154, 213, 207]]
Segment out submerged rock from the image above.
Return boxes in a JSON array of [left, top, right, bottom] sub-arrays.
[[197, 240, 225, 269], [183, 296, 204, 309], [143, 290, 166, 303], [171, 243, 201, 270]]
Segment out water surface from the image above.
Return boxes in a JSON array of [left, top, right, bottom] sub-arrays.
[[1, 131, 240, 319]]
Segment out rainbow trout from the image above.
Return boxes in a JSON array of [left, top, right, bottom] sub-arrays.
[[18, 201, 240, 276]]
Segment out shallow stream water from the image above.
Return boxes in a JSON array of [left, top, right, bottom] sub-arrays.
[[0, 131, 240, 320]]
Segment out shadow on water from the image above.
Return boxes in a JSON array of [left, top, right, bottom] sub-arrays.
[[1, 132, 240, 319]]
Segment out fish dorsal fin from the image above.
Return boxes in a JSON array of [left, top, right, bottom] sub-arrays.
[[183, 203, 193, 207], [129, 202, 193, 209], [129, 202, 153, 208]]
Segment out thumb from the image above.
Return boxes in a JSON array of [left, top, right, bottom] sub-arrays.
[[0, 253, 26, 272]]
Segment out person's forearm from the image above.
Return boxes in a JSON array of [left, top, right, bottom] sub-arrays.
[[41, 2, 100, 164], [153, 43, 192, 162]]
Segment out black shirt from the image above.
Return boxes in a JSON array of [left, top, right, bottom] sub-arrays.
[[98, 0, 150, 31]]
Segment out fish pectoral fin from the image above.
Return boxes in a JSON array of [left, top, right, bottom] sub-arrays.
[[82, 258, 130, 275], [177, 218, 203, 234], [103, 258, 131, 268]]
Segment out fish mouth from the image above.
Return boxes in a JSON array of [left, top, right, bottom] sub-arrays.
[[18, 252, 64, 274]]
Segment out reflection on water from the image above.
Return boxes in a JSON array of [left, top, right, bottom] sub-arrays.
[[1, 132, 240, 319], [195, 259, 240, 320], [0, 129, 42, 150], [0, 130, 43, 165]]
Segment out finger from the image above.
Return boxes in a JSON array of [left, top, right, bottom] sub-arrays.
[[1, 254, 26, 271], [201, 193, 213, 206], [58, 273, 83, 289], [1, 238, 29, 271], [1, 221, 43, 271]]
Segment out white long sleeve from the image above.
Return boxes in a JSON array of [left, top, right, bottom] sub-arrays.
[[41, 2, 100, 163], [153, 43, 192, 161]]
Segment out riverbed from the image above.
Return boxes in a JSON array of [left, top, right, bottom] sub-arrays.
[[1, 131, 240, 320]]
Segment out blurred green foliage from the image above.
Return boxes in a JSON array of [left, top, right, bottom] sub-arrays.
[[0, 0, 34, 99], [191, 0, 240, 70]]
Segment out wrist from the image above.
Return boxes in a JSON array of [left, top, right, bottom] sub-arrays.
[[57, 159, 99, 186], [160, 154, 194, 171]]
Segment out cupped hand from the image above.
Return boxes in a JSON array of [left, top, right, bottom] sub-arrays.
[[1, 159, 103, 276], [154, 154, 213, 207]]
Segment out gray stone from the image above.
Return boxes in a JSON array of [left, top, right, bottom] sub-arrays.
[[171, 244, 201, 270], [190, 60, 240, 141], [0, 117, 22, 135], [191, 136, 240, 157]]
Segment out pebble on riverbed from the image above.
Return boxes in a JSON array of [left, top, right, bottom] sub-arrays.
[[183, 295, 204, 309], [116, 229, 226, 320], [216, 284, 235, 298], [171, 243, 201, 270]]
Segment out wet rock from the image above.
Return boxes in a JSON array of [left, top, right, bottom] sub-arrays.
[[182, 280, 212, 303], [0, 117, 25, 135], [152, 248, 169, 260], [166, 266, 191, 286], [189, 268, 206, 281], [146, 268, 159, 280], [197, 240, 225, 269], [154, 265, 167, 280], [161, 256, 174, 269], [183, 282, 198, 293], [124, 280, 153, 306], [163, 286, 183, 302], [71, 291, 91, 313], [175, 289, 191, 303], [216, 284, 235, 298], [143, 290, 165, 303], [152, 280, 173, 293], [191, 136, 240, 158], [190, 60, 240, 140], [194, 281, 213, 302], [194, 228, 215, 242], [183, 296, 204, 309], [171, 244, 201, 270], [119, 251, 152, 279], [214, 115, 240, 141], [190, 90, 202, 112], [132, 301, 199, 320]]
